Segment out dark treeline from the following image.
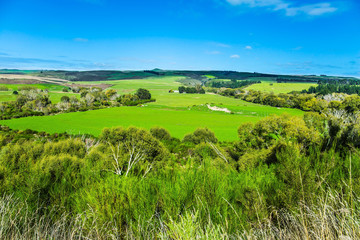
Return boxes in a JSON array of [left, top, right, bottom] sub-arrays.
[[303, 84, 360, 95], [0, 87, 154, 120], [209, 79, 261, 89], [178, 85, 205, 94], [318, 78, 360, 85], [1, 111, 360, 237], [276, 76, 358, 84]]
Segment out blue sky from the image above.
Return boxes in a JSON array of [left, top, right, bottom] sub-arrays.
[[0, 0, 359, 76]]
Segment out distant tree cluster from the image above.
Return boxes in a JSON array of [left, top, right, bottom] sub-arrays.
[[210, 79, 260, 89], [216, 88, 360, 113], [302, 84, 360, 95], [0, 87, 155, 120], [178, 85, 205, 94]]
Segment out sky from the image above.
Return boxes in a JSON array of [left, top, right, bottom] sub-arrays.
[[0, 0, 359, 76]]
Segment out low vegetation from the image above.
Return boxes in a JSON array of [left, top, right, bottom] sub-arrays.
[[0, 87, 154, 120], [0, 110, 359, 238]]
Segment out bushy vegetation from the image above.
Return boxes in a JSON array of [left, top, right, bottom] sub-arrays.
[[209, 79, 261, 89], [1, 110, 360, 238], [0, 87, 155, 120], [303, 83, 360, 95], [216, 87, 360, 114], [178, 85, 205, 94]]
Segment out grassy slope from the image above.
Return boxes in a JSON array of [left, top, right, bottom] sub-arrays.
[[0, 76, 303, 141], [245, 82, 317, 94]]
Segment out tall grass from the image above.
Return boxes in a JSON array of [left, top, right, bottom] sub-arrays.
[[0, 195, 115, 239], [1, 189, 360, 239]]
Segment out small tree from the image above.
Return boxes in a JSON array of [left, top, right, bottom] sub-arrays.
[[61, 96, 70, 103], [150, 127, 171, 141], [183, 128, 218, 145], [136, 88, 151, 100], [100, 127, 167, 176]]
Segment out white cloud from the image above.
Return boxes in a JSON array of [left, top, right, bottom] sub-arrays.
[[73, 38, 89, 42], [230, 54, 240, 58], [225, 0, 338, 17], [245, 45, 252, 50], [284, 3, 337, 16]]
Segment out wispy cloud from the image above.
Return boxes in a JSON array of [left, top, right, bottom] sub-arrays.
[[245, 45, 252, 50], [225, 0, 338, 17], [213, 42, 231, 48], [230, 54, 240, 58], [73, 38, 89, 42], [0, 56, 110, 70]]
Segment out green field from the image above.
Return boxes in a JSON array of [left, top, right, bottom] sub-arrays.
[[245, 82, 317, 94], [0, 76, 305, 141]]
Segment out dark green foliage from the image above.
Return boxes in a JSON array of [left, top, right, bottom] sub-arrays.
[[178, 86, 205, 94], [183, 127, 218, 144], [136, 88, 151, 100], [210, 79, 260, 89], [60, 95, 70, 103], [150, 127, 171, 141], [303, 83, 360, 95]]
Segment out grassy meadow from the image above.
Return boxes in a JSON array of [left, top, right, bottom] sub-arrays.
[[0, 76, 305, 140], [245, 81, 317, 94]]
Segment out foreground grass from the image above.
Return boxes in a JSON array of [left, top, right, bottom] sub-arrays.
[[2, 190, 359, 239]]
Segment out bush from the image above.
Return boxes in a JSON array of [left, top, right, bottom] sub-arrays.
[[60, 96, 70, 103], [183, 128, 218, 144], [150, 127, 171, 141]]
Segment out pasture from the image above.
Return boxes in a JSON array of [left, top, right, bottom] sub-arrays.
[[0, 76, 306, 141], [245, 81, 317, 94]]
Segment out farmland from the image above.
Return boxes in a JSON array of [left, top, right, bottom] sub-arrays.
[[245, 81, 317, 94], [0, 76, 303, 141]]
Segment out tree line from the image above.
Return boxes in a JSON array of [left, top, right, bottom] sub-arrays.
[[215, 87, 360, 113], [0, 87, 154, 120], [209, 79, 260, 89], [302, 83, 360, 95]]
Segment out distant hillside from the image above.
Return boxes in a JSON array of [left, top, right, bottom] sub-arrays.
[[1, 69, 358, 83]]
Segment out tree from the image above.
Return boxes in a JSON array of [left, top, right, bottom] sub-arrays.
[[150, 127, 171, 141], [100, 127, 167, 176], [178, 86, 186, 93], [136, 88, 151, 100], [183, 128, 218, 145], [61, 96, 70, 103]]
